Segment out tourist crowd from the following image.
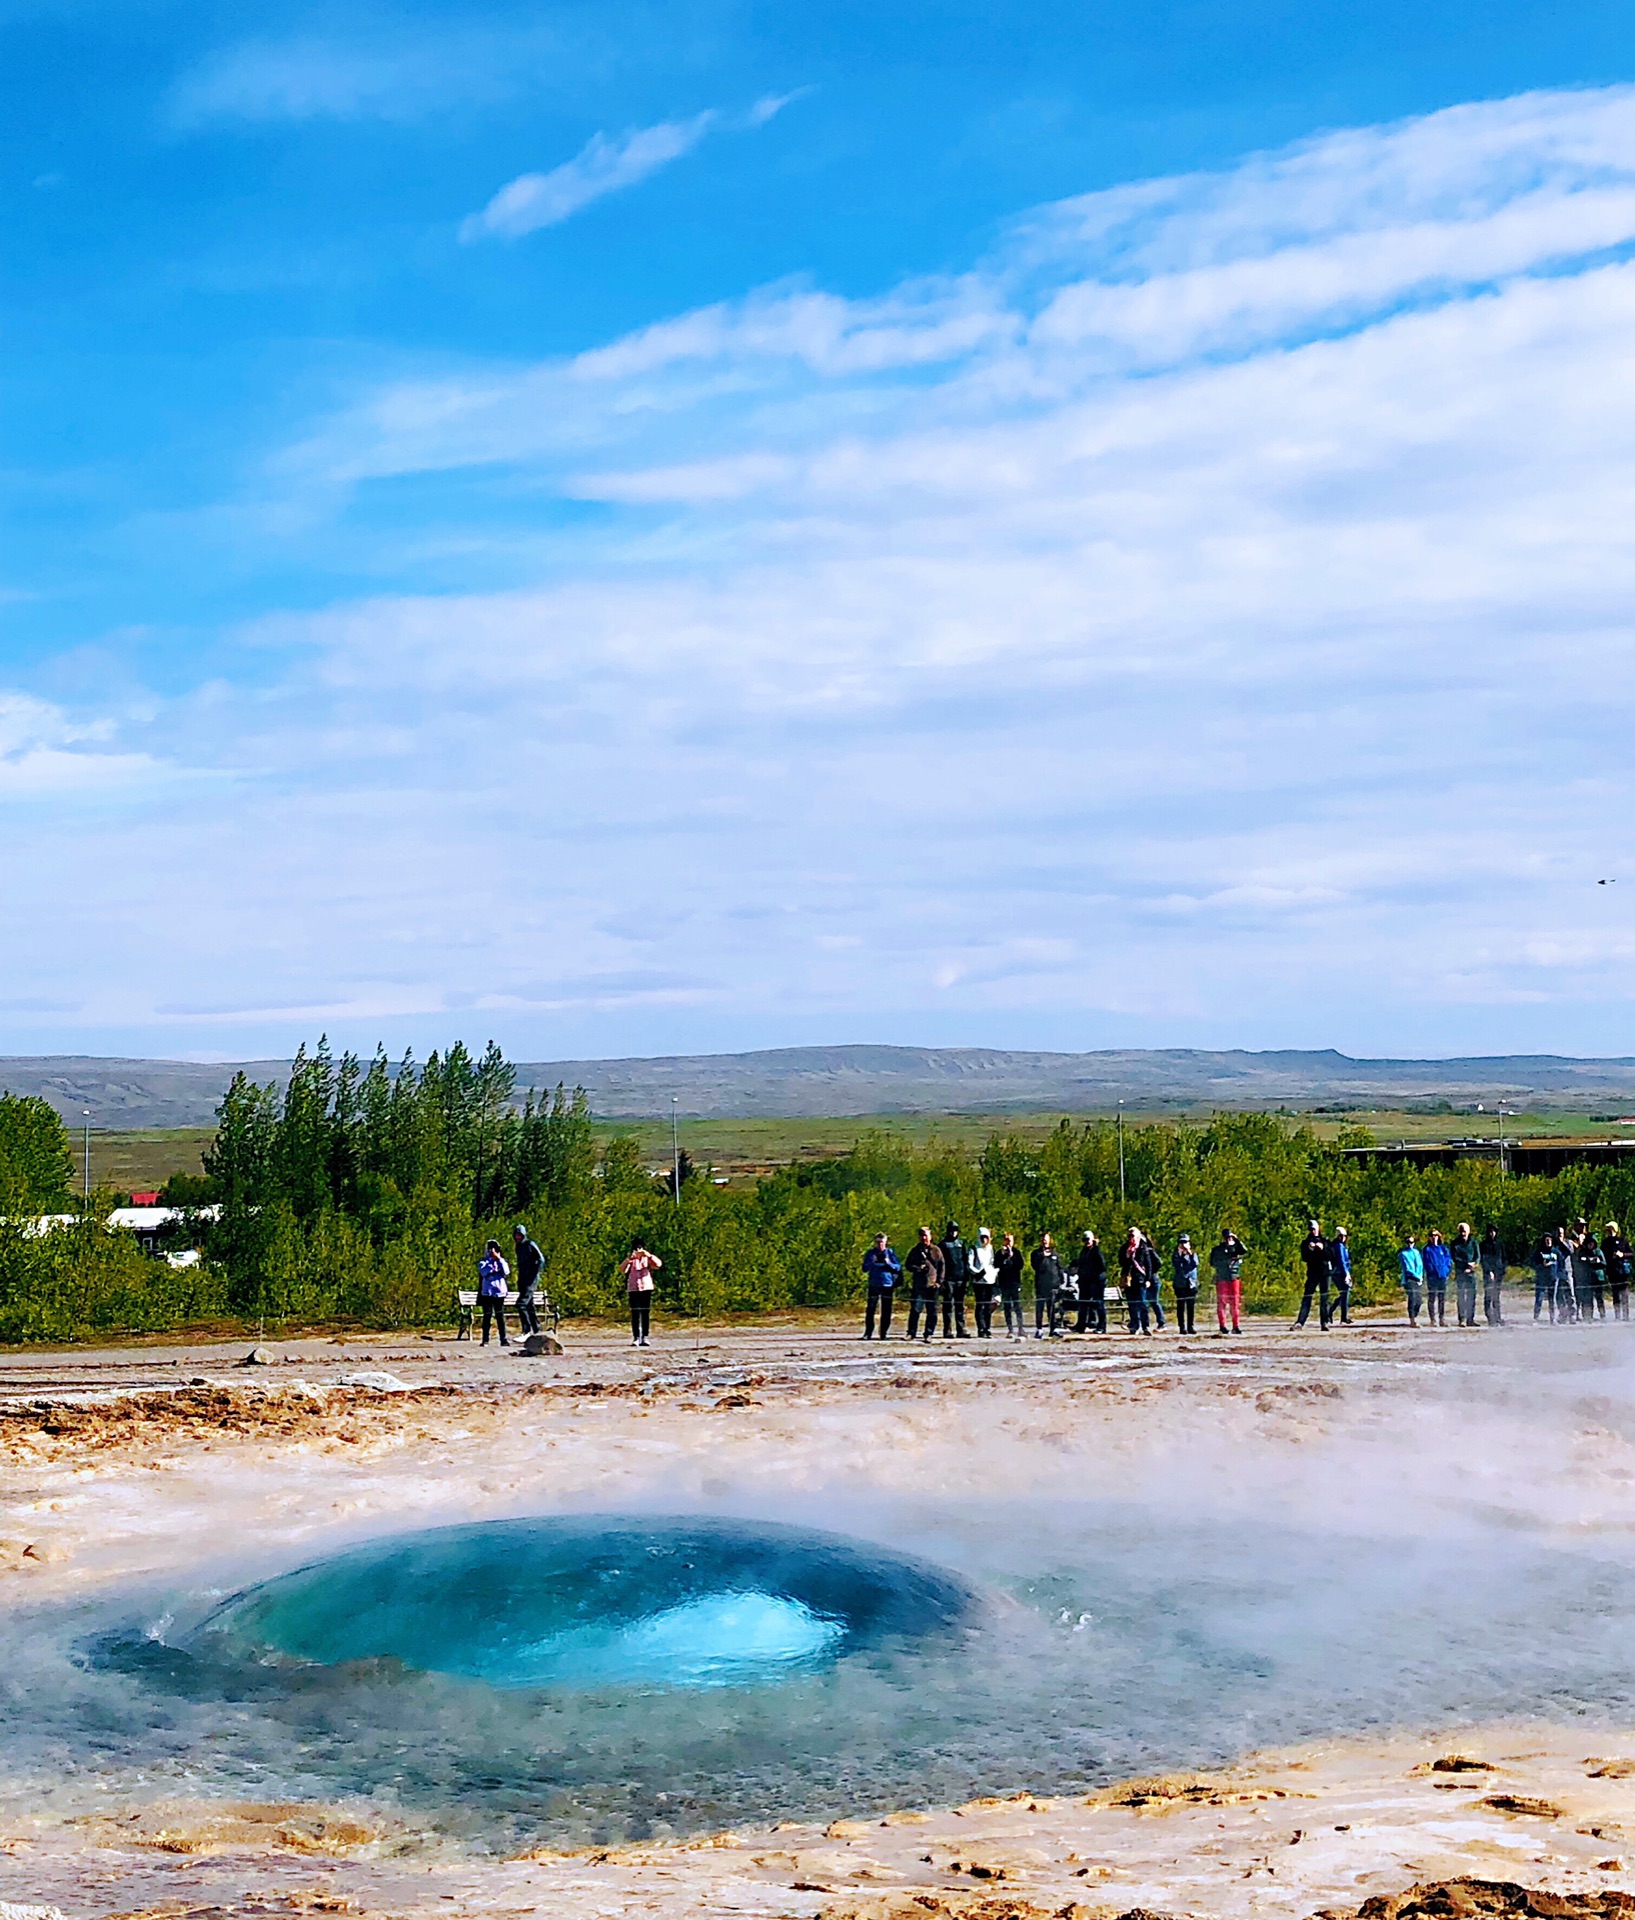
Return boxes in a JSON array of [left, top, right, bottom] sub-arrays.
[[856, 1218, 1635, 1339], [860, 1221, 1308, 1339]]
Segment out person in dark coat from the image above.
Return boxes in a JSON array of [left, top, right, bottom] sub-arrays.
[[1073, 1229, 1107, 1333], [939, 1222, 969, 1337], [1604, 1221, 1633, 1321], [1295, 1220, 1331, 1329], [1450, 1222, 1480, 1328], [1480, 1224, 1506, 1326], [995, 1231, 1025, 1338], [1032, 1233, 1066, 1337], [904, 1227, 945, 1342], [1209, 1230, 1247, 1334], [1119, 1228, 1151, 1335], [1138, 1228, 1165, 1329], [1171, 1233, 1200, 1334], [513, 1223, 546, 1337]]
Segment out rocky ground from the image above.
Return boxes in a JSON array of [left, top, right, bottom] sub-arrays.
[[3, 1313, 1635, 1920]]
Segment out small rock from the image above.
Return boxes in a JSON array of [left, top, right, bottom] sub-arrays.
[[239, 1347, 278, 1367], [520, 1333, 564, 1356], [337, 1370, 413, 1394]]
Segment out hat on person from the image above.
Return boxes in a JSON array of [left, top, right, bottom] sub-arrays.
[[514, 1222, 529, 1236], [1308, 1218, 1320, 1230], [1178, 1232, 1191, 1243]]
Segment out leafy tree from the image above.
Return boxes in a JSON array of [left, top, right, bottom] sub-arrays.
[[0, 1094, 73, 1213]]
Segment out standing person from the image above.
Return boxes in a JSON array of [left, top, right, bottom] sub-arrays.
[[1450, 1223, 1480, 1328], [1329, 1228, 1353, 1325], [1032, 1232, 1065, 1338], [1579, 1221, 1607, 1322], [968, 1228, 998, 1337], [1399, 1234, 1425, 1327], [619, 1240, 661, 1347], [995, 1231, 1026, 1338], [861, 1233, 900, 1339], [478, 1239, 512, 1348], [1560, 1227, 1581, 1321], [1073, 1229, 1108, 1334], [1480, 1225, 1506, 1326], [1533, 1230, 1561, 1323], [1294, 1220, 1331, 1330], [939, 1222, 969, 1338], [1210, 1229, 1247, 1334], [1171, 1233, 1200, 1334], [1555, 1226, 1579, 1321], [513, 1223, 545, 1338], [1604, 1221, 1633, 1322], [1139, 1229, 1166, 1329], [904, 1227, 945, 1343], [1120, 1228, 1151, 1335], [1422, 1229, 1452, 1326]]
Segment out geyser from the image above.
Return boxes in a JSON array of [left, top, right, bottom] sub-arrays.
[[201, 1515, 977, 1692]]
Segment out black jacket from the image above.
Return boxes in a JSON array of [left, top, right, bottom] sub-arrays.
[[995, 1246, 1025, 1293], [1299, 1233, 1330, 1280], [515, 1236, 545, 1292], [1032, 1247, 1065, 1296], [905, 1242, 945, 1290], [1072, 1242, 1107, 1293], [939, 1233, 967, 1288]]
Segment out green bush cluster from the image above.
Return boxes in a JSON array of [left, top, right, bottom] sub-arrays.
[[11, 1041, 1635, 1345], [0, 1216, 227, 1344]]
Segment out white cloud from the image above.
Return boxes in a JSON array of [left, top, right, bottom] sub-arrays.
[[460, 94, 801, 241], [0, 692, 156, 799], [19, 86, 1635, 1056], [171, 37, 489, 124]]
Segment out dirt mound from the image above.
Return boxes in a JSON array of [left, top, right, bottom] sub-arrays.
[[1324, 1880, 1635, 1920], [0, 1382, 458, 1463]]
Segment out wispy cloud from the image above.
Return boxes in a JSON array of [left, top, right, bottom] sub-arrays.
[[461, 95, 801, 241], [168, 30, 548, 126]]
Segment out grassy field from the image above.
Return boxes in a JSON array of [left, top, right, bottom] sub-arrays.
[[83, 1128, 214, 1195], [78, 1105, 1635, 1195]]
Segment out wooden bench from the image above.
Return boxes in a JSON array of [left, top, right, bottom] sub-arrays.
[[453, 1289, 560, 1339]]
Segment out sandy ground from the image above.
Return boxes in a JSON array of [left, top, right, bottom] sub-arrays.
[[5, 1312, 1635, 1920]]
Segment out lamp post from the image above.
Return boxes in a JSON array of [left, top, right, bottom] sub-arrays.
[[82, 1109, 91, 1201], [1117, 1100, 1126, 1204], [671, 1097, 680, 1205], [1497, 1105, 1510, 1178]]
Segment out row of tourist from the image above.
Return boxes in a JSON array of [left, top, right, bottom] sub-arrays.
[[859, 1219, 1635, 1339], [860, 1222, 1263, 1339]]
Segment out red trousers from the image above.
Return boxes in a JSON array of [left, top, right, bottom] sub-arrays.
[[1215, 1279, 1242, 1330]]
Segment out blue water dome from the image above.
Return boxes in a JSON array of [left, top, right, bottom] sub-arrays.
[[203, 1514, 976, 1694]]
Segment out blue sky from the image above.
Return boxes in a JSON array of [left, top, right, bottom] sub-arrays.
[[5, 0, 1635, 1063]]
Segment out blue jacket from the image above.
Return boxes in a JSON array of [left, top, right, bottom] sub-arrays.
[[1399, 1246, 1425, 1285], [478, 1253, 510, 1298], [1423, 1241, 1454, 1283], [1329, 1241, 1352, 1283], [862, 1245, 901, 1288], [1172, 1246, 1200, 1293]]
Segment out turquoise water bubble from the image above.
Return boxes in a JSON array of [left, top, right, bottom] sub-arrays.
[[200, 1514, 975, 1693]]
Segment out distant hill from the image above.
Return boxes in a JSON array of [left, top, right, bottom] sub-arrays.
[[6, 1045, 1635, 1130]]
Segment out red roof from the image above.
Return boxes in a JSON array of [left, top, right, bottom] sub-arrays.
[[131, 1190, 160, 1206]]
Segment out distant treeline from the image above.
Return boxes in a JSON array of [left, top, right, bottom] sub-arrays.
[[10, 1041, 1635, 1342]]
